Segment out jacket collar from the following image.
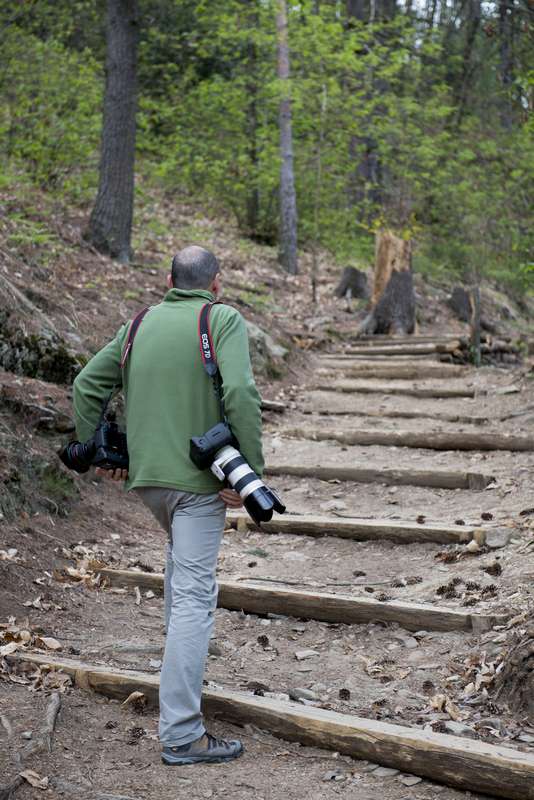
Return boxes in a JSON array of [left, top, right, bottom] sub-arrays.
[[163, 288, 215, 303]]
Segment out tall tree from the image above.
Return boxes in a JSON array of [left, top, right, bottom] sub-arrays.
[[86, 0, 139, 263], [276, 0, 298, 274]]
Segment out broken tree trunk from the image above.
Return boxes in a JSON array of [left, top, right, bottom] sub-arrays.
[[358, 231, 415, 336]]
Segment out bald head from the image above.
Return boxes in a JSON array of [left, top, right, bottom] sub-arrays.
[[170, 246, 220, 290]]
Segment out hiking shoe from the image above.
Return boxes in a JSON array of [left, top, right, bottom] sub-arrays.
[[162, 732, 244, 765]]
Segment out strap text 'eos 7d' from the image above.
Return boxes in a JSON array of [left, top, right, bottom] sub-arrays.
[[198, 302, 226, 422], [120, 306, 150, 369]]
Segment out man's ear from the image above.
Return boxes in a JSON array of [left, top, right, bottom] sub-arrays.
[[211, 273, 221, 298], [166, 273, 173, 289]]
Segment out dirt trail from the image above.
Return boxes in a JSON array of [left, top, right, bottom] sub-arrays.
[[1, 343, 534, 800]]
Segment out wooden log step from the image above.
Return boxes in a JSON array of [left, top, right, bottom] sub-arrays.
[[283, 426, 534, 452], [319, 353, 443, 362], [354, 333, 466, 344], [98, 569, 503, 633], [304, 407, 490, 425], [265, 464, 495, 490], [226, 512, 481, 545], [10, 652, 534, 800], [343, 341, 462, 356], [315, 381, 475, 399], [316, 365, 468, 380], [261, 399, 285, 413]]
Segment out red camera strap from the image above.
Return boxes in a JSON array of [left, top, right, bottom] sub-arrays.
[[120, 306, 150, 369]]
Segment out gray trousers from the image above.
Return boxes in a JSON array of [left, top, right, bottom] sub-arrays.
[[135, 487, 226, 746]]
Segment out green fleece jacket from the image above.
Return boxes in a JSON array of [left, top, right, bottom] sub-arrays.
[[72, 289, 264, 494]]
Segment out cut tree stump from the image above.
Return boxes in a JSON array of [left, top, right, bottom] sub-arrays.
[[303, 406, 490, 426], [314, 380, 475, 399], [226, 512, 481, 544], [316, 364, 468, 380], [283, 426, 534, 452], [9, 653, 534, 800], [98, 569, 503, 632], [265, 464, 494, 490]]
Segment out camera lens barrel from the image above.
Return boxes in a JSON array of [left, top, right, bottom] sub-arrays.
[[211, 446, 285, 524]]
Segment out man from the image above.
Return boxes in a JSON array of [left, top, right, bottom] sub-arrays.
[[72, 245, 264, 765]]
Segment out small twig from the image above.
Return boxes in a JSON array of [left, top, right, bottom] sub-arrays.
[[21, 692, 61, 759], [235, 576, 392, 588], [236, 576, 307, 586], [0, 715, 13, 740]]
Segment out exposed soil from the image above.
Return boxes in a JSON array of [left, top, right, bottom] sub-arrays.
[[1, 191, 534, 799]]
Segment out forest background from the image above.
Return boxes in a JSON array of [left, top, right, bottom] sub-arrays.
[[0, 0, 532, 294]]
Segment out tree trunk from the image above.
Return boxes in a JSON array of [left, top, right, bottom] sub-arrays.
[[498, 0, 514, 131], [245, 3, 259, 237], [276, 0, 298, 275], [358, 230, 415, 335], [86, 0, 139, 263]]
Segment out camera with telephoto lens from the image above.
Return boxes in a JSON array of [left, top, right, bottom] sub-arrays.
[[58, 398, 128, 474], [190, 422, 285, 525]]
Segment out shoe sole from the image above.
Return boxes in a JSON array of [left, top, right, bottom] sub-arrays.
[[162, 749, 244, 766]]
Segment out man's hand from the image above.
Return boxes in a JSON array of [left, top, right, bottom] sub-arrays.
[[219, 488, 243, 508], [95, 467, 128, 482]]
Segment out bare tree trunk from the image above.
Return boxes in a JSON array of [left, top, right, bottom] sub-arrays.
[[498, 0, 514, 131], [311, 85, 327, 304], [245, 3, 260, 237], [454, 0, 482, 126], [86, 0, 139, 263], [276, 0, 298, 275]]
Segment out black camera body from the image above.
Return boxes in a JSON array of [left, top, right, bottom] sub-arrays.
[[59, 405, 128, 475], [190, 422, 238, 470]]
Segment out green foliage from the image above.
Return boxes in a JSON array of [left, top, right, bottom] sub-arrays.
[[0, 26, 102, 196], [0, 0, 532, 290]]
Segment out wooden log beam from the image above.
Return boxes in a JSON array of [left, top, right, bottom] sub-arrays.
[[344, 341, 462, 356], [316, 365, 468, 380], [98, 569, 503, 632], [261, 399, 286, 413], [282, 426, 534, 452], [9, 653, 534, 800], [265, 464, 494, 490], [353, 334, 466, 344], [304, 407, 490, 425], [313, 381, 475, 399], [225, 512, 480, 545]]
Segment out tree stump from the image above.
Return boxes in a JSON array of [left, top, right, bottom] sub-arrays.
[[495, 626, 534, 720], [357, 231, 415, 335], [334, 267, 369, 312], [448, 286, 472, 322]]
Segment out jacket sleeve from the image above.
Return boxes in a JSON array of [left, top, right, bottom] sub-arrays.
[[215, 309, 264, 477], [73, 325, 127, 442]]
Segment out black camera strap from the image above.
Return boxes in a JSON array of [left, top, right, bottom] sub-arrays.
[[198, 302, 227, 422]]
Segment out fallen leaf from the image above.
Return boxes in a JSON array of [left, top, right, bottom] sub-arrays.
[[35, 636, 62, 651], [0, 641, 19, 656], [20, 770, 49, 789]]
